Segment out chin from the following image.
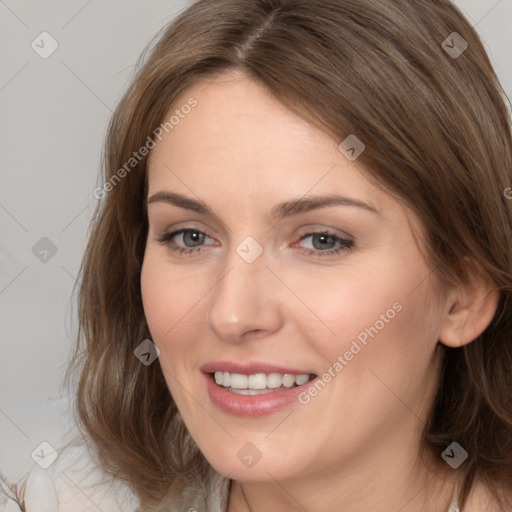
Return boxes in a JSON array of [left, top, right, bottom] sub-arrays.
[[197, 439, 308, 483]]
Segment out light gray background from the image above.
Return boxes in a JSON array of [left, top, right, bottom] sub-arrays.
[[1, 0, 511, 487]]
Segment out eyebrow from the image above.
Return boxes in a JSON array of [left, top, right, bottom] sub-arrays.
[[147, 191, 381, 220]]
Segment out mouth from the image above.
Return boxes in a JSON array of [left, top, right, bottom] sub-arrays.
[[201, 363, 318, 416], [209, 371, 316, 395]]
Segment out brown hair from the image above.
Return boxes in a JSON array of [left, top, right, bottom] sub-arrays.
[[61, 0, 512, 509]]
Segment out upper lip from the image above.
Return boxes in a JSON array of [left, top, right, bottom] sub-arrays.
[[200, 361, 316, 376]]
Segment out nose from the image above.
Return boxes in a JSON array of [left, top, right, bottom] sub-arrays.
[[205, 245, 284, 343]]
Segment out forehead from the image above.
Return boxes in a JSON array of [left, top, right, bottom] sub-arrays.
[[151, 75, 353, 182], [145, 72, 409, 227], [149, 72, 336, 167]]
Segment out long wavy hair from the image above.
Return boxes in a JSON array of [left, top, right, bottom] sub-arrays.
[[55, 0, 512, 509]]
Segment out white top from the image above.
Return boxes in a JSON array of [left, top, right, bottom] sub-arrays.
[[0, 438, 140, 511]]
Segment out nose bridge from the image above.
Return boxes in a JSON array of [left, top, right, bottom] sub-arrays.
[[206, 237, 282, 340]]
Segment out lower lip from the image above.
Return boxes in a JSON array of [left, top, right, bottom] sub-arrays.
[[203, 373, 315, 417]]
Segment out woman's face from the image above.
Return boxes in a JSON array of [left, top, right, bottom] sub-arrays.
[[141, 70, 449, 483]]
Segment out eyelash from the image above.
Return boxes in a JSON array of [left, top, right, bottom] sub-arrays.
[[154, 228, 354, 257]]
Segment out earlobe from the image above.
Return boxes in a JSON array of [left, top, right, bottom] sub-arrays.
[[438, 270, 500, 349]]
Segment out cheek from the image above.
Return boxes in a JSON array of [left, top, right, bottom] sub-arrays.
[[286, 256, 441, 379], [140, 255, 207, 412], [140, 254, 206, 351], [140, 259, 171, 340], [279, 262, 403, 353]]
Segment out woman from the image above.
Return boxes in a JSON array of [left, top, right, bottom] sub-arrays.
[[3, 0, 511, 510]]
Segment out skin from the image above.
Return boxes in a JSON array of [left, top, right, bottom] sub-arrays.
[[140, 70, 499, 511]]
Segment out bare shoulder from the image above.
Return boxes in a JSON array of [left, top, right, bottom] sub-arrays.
[[463, 480, 512, 512]]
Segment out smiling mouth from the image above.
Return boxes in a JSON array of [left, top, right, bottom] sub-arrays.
[[210, 371, 316, 395]]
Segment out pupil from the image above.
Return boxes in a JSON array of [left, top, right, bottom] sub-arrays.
[[313, 234, 334, 250], [185, 230, 203, 246]]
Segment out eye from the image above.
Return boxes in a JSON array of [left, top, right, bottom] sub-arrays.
[[294, 231, 354, 257], [155, 228, 216, 255], [154, 227, 354, 258]]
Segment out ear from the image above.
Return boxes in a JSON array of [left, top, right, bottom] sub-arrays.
[[438, 265, 500, 348]]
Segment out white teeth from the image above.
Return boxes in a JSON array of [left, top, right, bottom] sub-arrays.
[[267, 373, 282, 389], [282, 374, 295, 388], [213, 371, 313, 390], [230, 373, 248, 389], [248, 374, 267, 389], [295, 374, 310, 386], [229, 388, 266, 395]]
